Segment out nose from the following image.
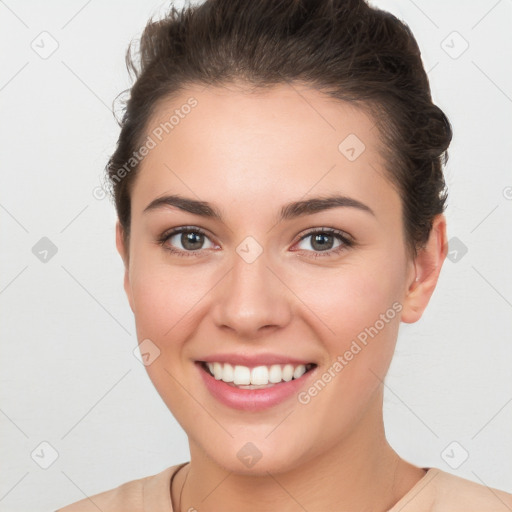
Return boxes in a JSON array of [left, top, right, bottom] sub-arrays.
[[211, 250, 293, 340]]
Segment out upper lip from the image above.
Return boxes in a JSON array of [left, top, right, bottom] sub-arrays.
[[196, 353, 316, 368]]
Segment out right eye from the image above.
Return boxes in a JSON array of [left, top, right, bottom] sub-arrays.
[[157, 226, 217, 257]]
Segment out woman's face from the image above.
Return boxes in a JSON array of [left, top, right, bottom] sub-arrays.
[[118, 83, 433, 474]]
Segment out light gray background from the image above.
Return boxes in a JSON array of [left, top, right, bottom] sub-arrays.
[[1, 1, 511, 510]]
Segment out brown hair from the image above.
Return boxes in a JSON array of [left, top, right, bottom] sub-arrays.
[[106, 0, 452, 256]]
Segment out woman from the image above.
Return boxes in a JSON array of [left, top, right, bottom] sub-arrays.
[[57, 0, 512, 510]]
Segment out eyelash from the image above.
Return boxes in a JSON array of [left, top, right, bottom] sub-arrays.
[[156, 226, 355, 259]]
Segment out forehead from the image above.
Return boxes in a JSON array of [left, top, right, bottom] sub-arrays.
[[131, 82, 399, 222]]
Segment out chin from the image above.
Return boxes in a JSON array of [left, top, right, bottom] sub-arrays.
[[194, 427, 316, 476]]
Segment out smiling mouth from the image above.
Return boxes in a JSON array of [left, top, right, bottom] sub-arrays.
[[199, 361, 317, 389]]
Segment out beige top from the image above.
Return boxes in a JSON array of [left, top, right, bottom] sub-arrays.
[[56, 463, 512, 511]]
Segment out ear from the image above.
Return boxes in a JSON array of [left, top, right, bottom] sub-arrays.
[[115, 220, 134, 312], [401, 214, 448, 323]]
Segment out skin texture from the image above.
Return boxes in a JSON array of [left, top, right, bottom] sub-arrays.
[[116, 82, 447, 511]]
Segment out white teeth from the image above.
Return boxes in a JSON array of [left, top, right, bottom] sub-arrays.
[[213, 362, 223, 380], [204, 361, 313, 386], [268, 364, 282, 383], [251, 366, 269, 385], [233, 365, 251, 385], [293, 364, 306, 379], [222, 363, 234, 382], [282, 364, 294, 382]]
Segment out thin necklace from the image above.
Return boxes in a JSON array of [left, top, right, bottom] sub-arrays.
[[177, 463, 190, 512]]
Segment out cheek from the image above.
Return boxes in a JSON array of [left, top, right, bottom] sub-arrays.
[[293, 270, 403, 431], [129, 258, 190, 341], [128, 265, 203, 416], [128, 257, 220, 359], [308, 261, 404, 341], [302, 255, 406, 389]]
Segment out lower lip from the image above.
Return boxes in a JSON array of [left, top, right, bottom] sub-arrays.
[[196, 363, 316, 411]]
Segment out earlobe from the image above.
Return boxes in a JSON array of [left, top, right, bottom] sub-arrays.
[[401, 214, 448, 323], [115, 221, 134, 312]]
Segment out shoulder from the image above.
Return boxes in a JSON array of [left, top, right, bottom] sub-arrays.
[[391, 467, 512, 512], [55, 464, 183, 512], [431, 469, 512, 511], [55, 475, 147, 512]]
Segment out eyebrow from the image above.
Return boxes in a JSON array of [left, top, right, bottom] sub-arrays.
[[143, 193, 375, 221]]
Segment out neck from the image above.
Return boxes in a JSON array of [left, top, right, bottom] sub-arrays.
[[174, 390, 426, 512]]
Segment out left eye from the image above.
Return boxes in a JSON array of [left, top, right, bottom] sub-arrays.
[[294, 229, 351, 254]]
